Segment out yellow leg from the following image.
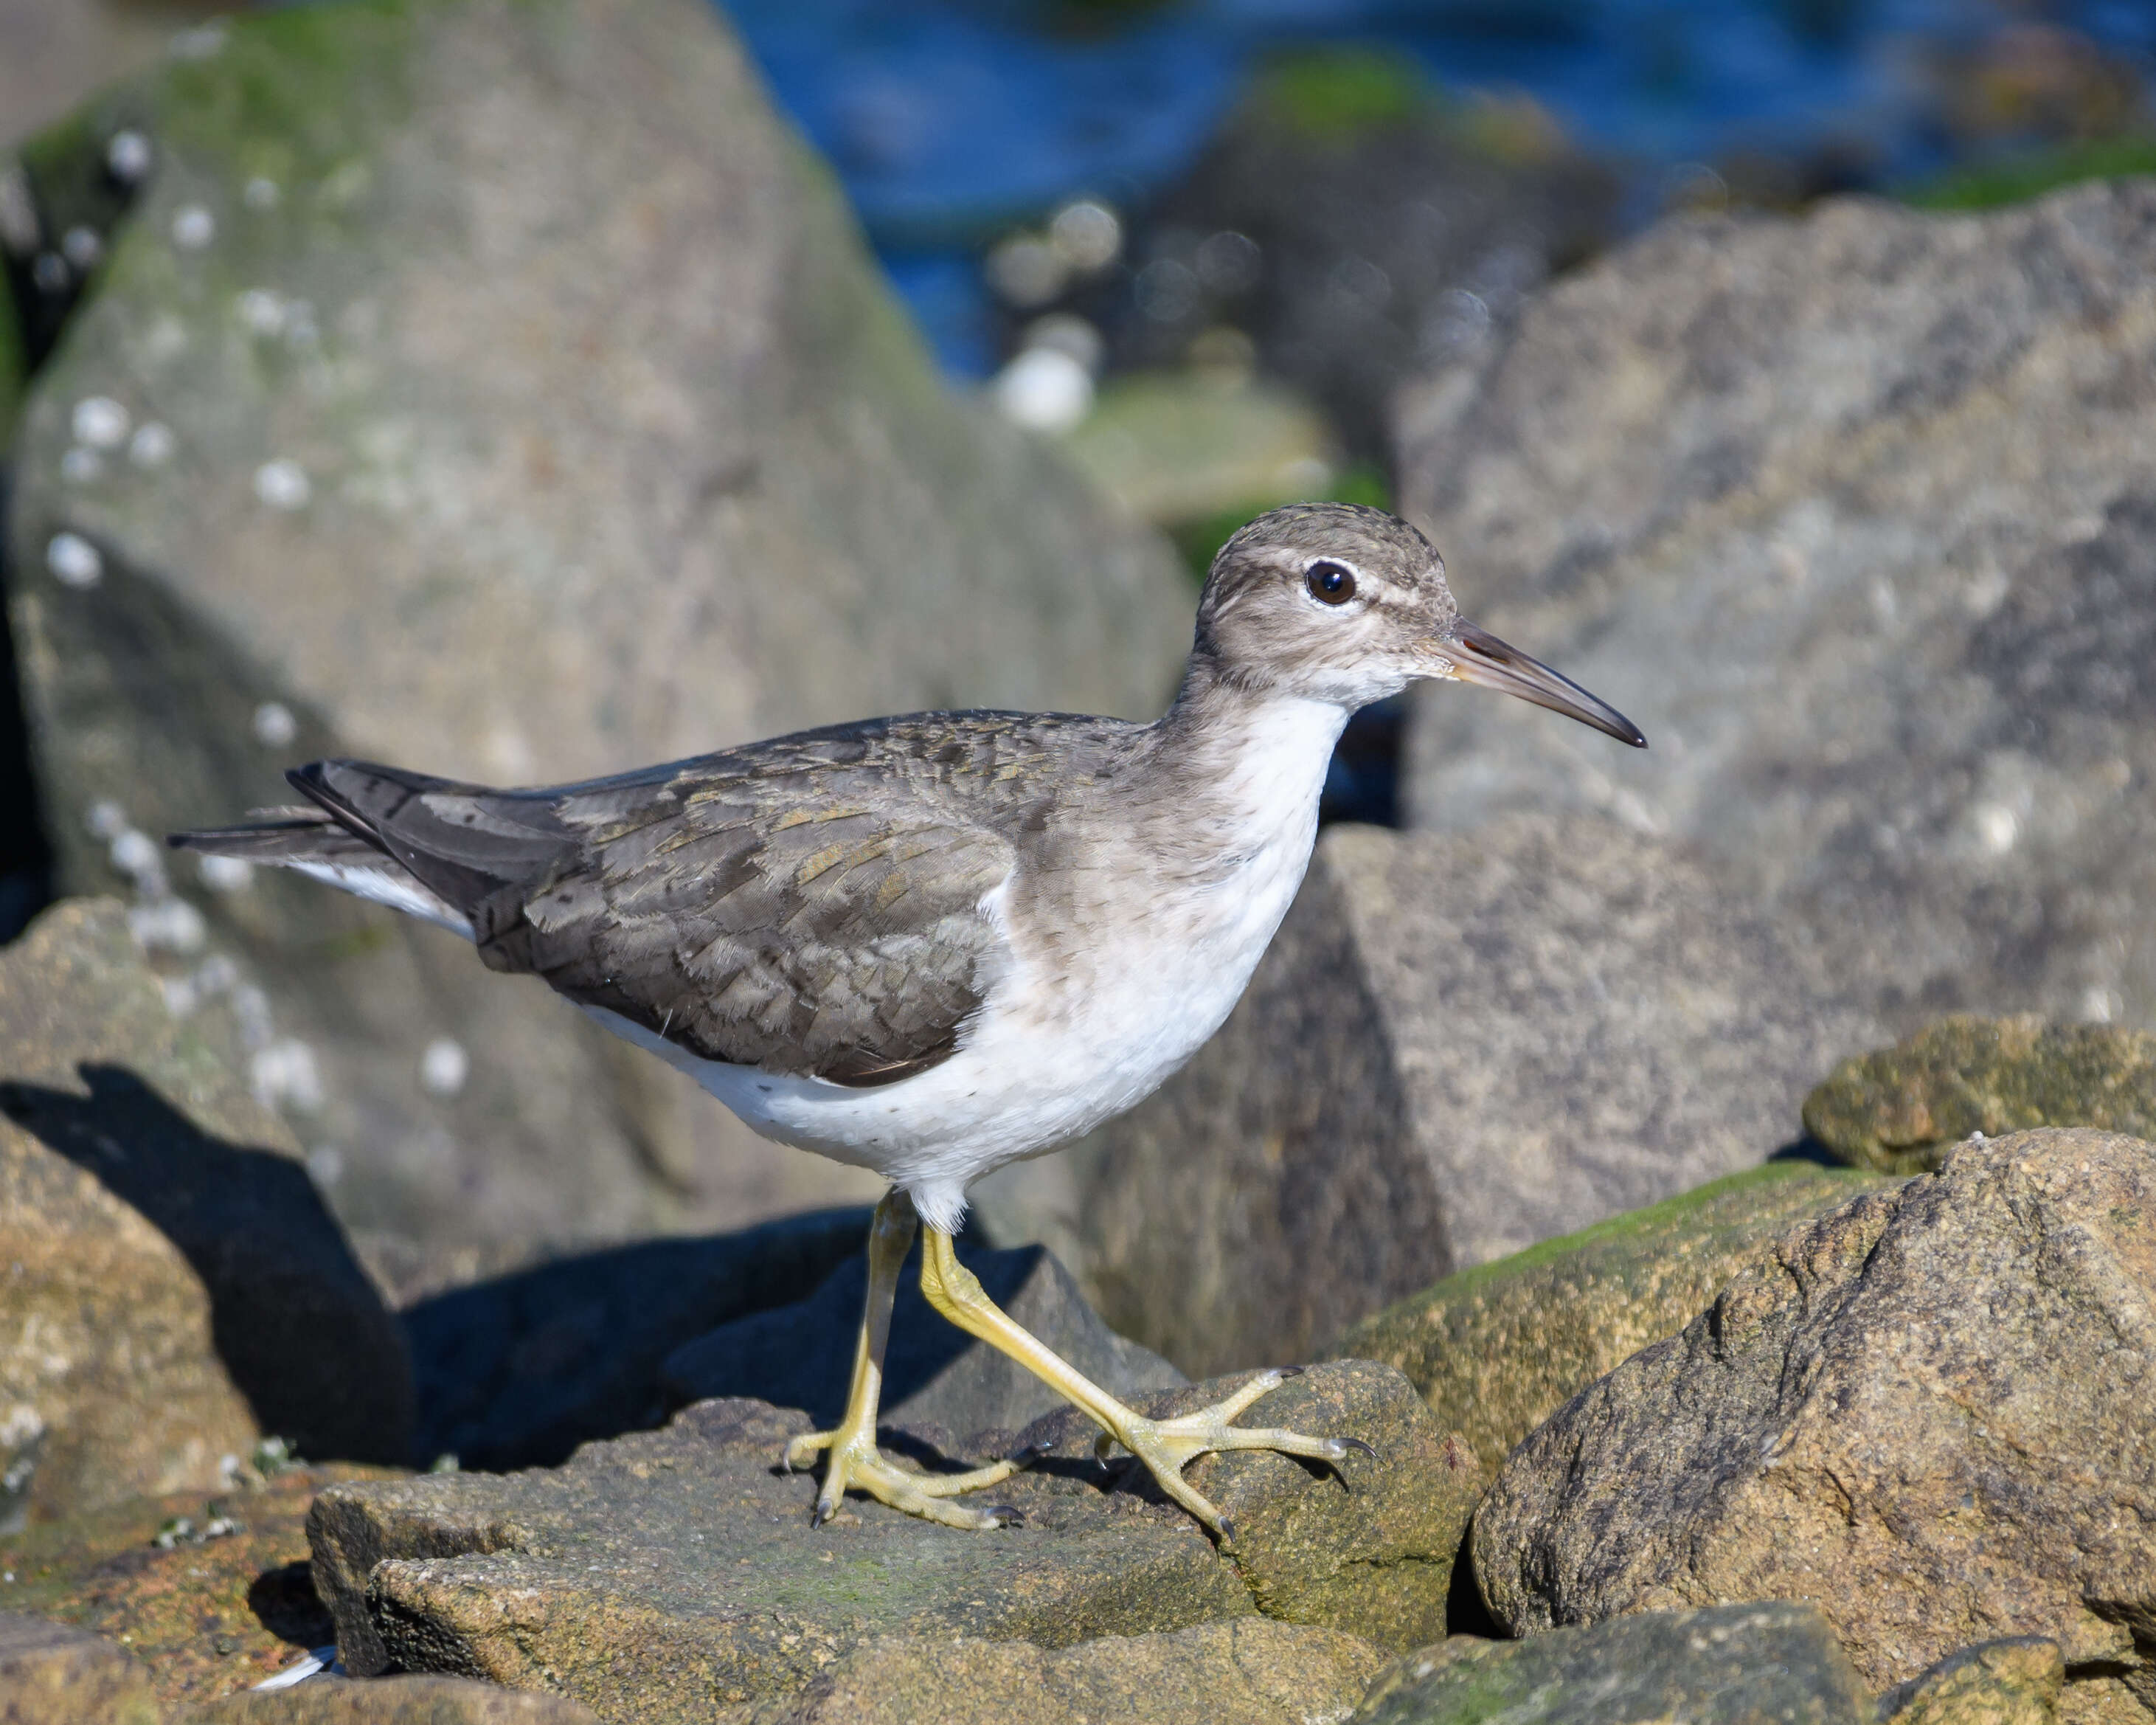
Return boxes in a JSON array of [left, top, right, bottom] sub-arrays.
[[782, 1191, 1022, 1529], [917, 1226, 1368, 1544]]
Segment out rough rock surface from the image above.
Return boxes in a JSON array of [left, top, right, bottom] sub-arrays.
[[1350, 1603, 1871, 1725], [729, 1619, 1384, 1725], [1401, 179, 2156, 1040], [1806, 1016, 2156, 1174], [1338, 1161, 1896, 1470], [409, 1209, 873, 1473], [0, 900, 412, 1518], [662, 1241, 1186, 1442], [1472, 1129, 2156, 1710], [0, 1608, 160, 1725], [1878, 1639, 2065, 1725], [0, 1462, 403, 1703], [1042, 815, 1880, 1375], [308, 1363, 1475, 1717], [4, 0, 1190, 1256], [178, 1675, 603, 1724]]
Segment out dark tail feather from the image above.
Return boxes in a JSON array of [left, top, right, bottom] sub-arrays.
[[285, 758, 572, 916], [170, 806, 387, 864]]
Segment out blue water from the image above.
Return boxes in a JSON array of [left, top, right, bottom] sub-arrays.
[[724, 0, 2156, 375]]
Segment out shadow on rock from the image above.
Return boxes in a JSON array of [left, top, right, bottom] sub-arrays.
[[0, 1065, 412, 1467], [662, 1239, 1186, 1442], [403, 1208, 876, 1473]]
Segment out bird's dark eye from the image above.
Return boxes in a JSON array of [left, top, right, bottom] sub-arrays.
[[1306, 560, 1356, 605]]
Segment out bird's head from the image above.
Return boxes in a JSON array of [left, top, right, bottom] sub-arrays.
[[1190, 501, 1645, 747]]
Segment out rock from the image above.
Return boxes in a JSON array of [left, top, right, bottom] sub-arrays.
[[0, 1461, 403, 1704], [732, 1618, 1383, 1725], [0, 1610, 160, 1725], [308, 1363, 1471, 1710], [1337, 1161, 1898, 1471], [1878, 1639, 2065, 1725], [1126, 50, 1615, 463], [662, 1240, 1186, 1444], [1061, 373, 1338, 526], [0, 0, 222, 150], [1400, 179, 2156, 1040], [1033, 815, 1881, 1377], [178, 1674, 602, 1724], [409, 1209, 876, 1473], [4, 0, 1190, 1261], [1472, 1128, 2156, 1707], [1805, 1016, 2156, 1175], [1350, 1602, 1872, 1725], [0, 899, 412, 1519]]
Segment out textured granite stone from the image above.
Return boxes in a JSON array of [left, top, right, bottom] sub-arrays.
[[1474, 1130, 2156, 1711], [1401, 180, 2156, 1041], [1350, 1603, 1871, 1725], [310, 1363, 1472, 1718], [0, 899, 411, 1519], [1338, 1161, 1896, 1470], [1805, 1016, 2156, 1174]]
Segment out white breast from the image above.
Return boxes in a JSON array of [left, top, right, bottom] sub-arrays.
[[595, 694, 1349, 1232]]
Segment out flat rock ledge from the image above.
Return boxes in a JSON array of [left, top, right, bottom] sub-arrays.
[[308, 1362, 1480, 1721]]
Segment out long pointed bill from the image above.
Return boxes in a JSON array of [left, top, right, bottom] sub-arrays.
[[1441, 618, 1647, 748]]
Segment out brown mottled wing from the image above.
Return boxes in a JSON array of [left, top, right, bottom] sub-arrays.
[[284, 747, 1016, 1087]]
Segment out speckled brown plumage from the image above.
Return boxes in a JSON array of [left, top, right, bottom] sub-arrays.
[[279, 713, 1165, 1085]]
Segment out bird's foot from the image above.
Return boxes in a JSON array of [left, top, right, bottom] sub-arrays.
[[1090, 1366, 1374, 1546], [784, 1426, 1024, 1532]]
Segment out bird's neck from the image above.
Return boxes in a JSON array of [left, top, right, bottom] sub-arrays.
[[1145, 659, 1348, 848]]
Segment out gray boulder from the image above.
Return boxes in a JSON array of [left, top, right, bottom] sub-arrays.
[[998, 814, 1879, 1376], [0, 1611, 159, 1725], [0, 899, 412, 1516], [1400, 179, 2156, 1038], [4, 0, 1192, 1259], [1472, 1128, 2156, 1713], [662, 1240, 1186, 1445], [309, 1363, 1477, 1709], [1350, 1603, 1872, 1725], [729, 1619, 1383, 1725]]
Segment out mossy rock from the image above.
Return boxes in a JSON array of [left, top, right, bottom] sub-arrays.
[[1335, 1161, 1896, 1470], [1803, 1015, 2156, 1175]]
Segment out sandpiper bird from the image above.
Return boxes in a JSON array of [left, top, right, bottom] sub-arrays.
[[175, 503, 1642, 1540]]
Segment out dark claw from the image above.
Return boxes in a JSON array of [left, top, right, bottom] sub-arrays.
[[1275, 1364, 1306, 1379], [1216, 1515, 1238, 1546], [1340, 1437, 1379, 1461], [1011, 1441, 1053, 1465], [811, 1500, 836, 1527], [987, 1504, 1025, 1527]]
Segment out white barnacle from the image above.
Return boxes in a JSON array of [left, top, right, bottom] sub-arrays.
[[45, 532, 103, 590], [252, 701, 298, 747], [72, 396, 130, 449], [420, 1036, 470, 1098], [253, 458, 311, 510], [171, 204, 215, 250]]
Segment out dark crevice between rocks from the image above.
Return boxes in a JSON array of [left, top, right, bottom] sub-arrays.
[[1444, 1518, 1502, 1638], [1318, 694, 1404, 829], [0, 469, 53, 944]]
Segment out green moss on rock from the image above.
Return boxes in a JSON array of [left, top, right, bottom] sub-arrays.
[[1335, 1161, 1896, 1469], [1803, 1015, 2156, 1175]]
